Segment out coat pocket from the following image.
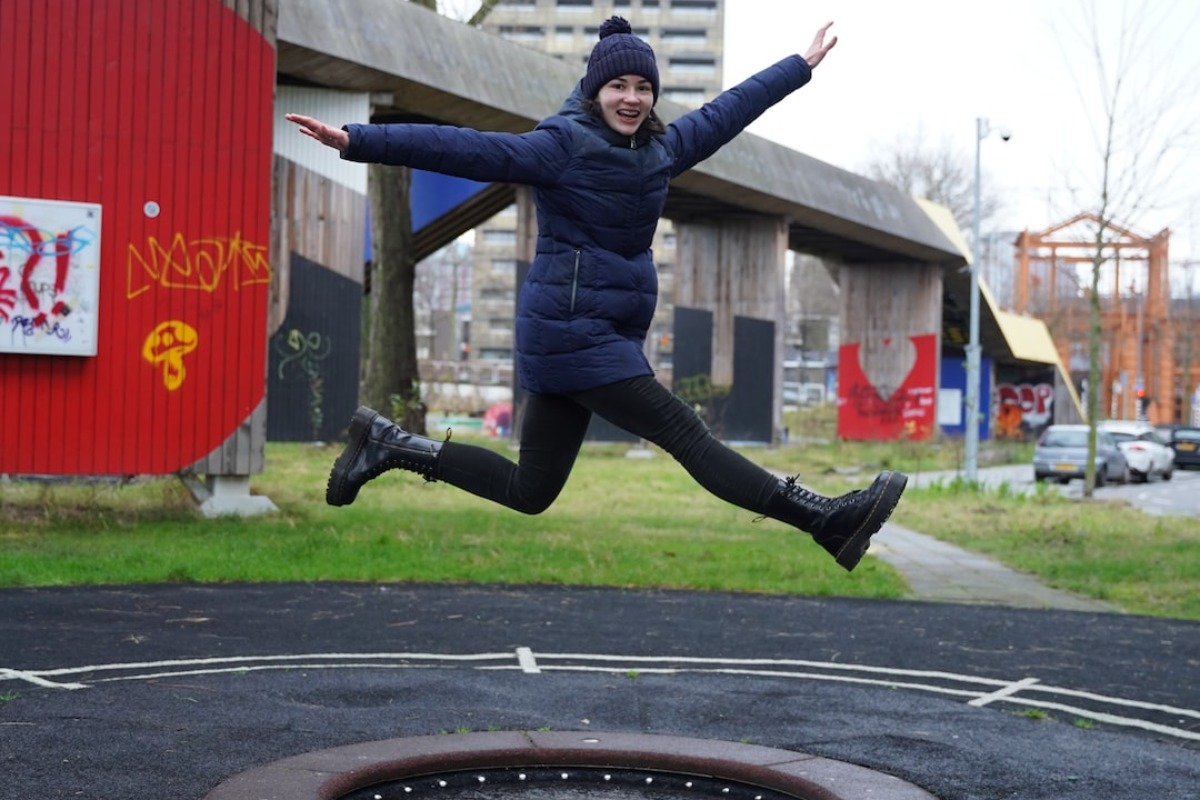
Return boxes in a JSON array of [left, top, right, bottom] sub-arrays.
[[569, 249, 581, 314]]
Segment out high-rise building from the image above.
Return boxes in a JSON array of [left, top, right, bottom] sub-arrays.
[[469, 0, 726, 375]]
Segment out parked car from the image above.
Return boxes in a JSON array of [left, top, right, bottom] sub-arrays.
[[1164, 425, 1200, 470], [1033, 424, 1130, 485], [1155, 423, 1182, 442], [1097, 420, 1174, 482]]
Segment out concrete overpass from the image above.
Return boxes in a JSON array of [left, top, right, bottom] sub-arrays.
[[277, 0, 962, 264]]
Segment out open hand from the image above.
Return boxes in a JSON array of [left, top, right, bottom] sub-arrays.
[[285, 113, 349, 152], [803, 22, 838, 69]]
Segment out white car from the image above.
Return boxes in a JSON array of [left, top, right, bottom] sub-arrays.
[[1097, 420, 1175, 482]]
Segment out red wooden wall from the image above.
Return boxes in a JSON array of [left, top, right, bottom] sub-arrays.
[[0, 0, 275, 475]]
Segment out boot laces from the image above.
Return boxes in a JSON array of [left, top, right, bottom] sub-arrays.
[[375, 428, 451, 483], [752, 474, 852, 523], [780, 474, 860, 512]]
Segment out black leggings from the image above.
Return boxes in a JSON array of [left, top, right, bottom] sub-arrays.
[[436, 375, 781, 515]]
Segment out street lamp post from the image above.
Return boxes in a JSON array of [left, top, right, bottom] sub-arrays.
[[965, 117, 1006, 483]]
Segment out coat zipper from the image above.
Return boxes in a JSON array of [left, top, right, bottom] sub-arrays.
[[630, 135, 637, 149], [569, 250, 581, 313]]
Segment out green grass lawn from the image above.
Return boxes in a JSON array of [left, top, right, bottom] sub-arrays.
[[1, 433, 1197, 620]]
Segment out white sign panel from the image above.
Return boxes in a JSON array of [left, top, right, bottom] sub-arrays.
[[937, 387, 963, 426], [0, 196, 102, 356]]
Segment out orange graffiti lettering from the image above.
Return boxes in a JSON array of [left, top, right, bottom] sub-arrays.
[[127, 231, 271, 299]]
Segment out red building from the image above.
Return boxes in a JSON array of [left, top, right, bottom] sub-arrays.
[[1, 1, 275, 481]]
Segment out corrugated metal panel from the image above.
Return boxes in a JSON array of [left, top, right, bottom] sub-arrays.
[[0, 0, 275, 477], [274, 87, 369, 194]]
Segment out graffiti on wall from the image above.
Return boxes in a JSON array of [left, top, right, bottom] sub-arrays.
[[837, 334, 938, 440], [1, 0, 277, 477], [0, 196, 101, 356], [275, 328, 333, 439], [995, 381, 1054, 441], [142, 320, 199, 391], [127, 231, 271, 299]]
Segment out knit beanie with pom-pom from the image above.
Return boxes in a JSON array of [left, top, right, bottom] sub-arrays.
[[580, 17, 660, 102]]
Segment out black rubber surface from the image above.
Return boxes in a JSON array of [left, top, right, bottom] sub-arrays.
[[1, 583, 1197, 799]]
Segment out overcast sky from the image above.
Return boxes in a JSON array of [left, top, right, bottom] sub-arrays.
[[723, 0, 1200, 274]]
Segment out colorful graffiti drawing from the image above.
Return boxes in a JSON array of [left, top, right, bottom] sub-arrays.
[[837, 334, 938, 441], [996, 381, 1054, 441], [0, 196, 102, 356], [143, 320, 199, 391]]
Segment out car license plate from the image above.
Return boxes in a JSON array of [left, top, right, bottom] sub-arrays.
[[1055, 463, 1076, 472], [1179, 442, 1197, 451]]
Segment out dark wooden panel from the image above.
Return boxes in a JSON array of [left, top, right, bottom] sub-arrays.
[[726, 316, 775, 443], [266, 253, 362, 442]]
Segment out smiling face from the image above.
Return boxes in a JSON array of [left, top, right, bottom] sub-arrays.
[[596, 74, 654, 136]]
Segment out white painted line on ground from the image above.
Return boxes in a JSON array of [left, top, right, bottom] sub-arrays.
[[0, 668, 88, 691], [509, 664, 986, 701], [516, 647, 540, 674], [21, 652, 516, 678], [991, 696, 1200, 742], [969, 677, 1042, 707], [1024, 683, 1200, 720], [9, 649, 1199, 744], [88, 663, 457, 684], [530, 652, 1017, 686]]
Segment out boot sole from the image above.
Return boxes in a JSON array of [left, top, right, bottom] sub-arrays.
[[834, 470, 908, 571], [325, 406, 380, 507]]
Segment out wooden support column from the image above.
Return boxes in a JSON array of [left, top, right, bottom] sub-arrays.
[[675, 215, 788, 435], [510, 186, 537, 440], [839, 262, 943, 440], [514, 186, 537, 267]]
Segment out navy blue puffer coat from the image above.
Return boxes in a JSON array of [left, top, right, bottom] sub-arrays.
[[343, 55, 811, 394]]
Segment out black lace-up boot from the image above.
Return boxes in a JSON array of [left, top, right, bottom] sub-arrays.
[[326, 406, 445, 507], [762, 471, 908, 571]]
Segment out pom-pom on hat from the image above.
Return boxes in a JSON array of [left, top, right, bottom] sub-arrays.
[[581, 17, 660, 103]]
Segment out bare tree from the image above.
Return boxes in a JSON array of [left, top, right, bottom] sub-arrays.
[[1058, 0, 1200, 497], [362, 0, 498, 433], [860, 125, 1001, 237]]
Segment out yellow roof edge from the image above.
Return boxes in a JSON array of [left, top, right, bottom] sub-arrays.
[[992, 306, 1085, 417], [914, 197, 971, 261]]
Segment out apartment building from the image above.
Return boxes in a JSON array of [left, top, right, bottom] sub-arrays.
[[469, 0, 726, 374]]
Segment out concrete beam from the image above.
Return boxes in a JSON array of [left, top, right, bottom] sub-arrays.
[[277, 0, 964, 266]]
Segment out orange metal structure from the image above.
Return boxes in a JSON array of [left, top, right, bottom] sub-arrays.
[[1013, 213, 1173, 424]]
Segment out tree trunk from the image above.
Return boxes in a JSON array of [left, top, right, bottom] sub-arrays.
[[1084, 250, 1103, 498], [364, 162, 425, 434], [357, 0, 498, 435]]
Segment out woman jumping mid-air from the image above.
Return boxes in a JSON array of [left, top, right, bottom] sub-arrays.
[[286, 17, 907, 572]]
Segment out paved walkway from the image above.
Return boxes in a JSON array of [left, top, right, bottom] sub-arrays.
[[865, 464, 1119, 612], [873, 522, 1117, 611]]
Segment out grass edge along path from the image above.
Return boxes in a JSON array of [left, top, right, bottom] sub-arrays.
[[1, 440, 1197, 621]]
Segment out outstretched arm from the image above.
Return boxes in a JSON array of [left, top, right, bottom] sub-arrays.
[[667, 21, 838, 176], [283, 113, 573, 185]]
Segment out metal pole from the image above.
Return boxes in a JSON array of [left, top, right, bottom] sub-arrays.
[[965, 117, 985, 484]]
